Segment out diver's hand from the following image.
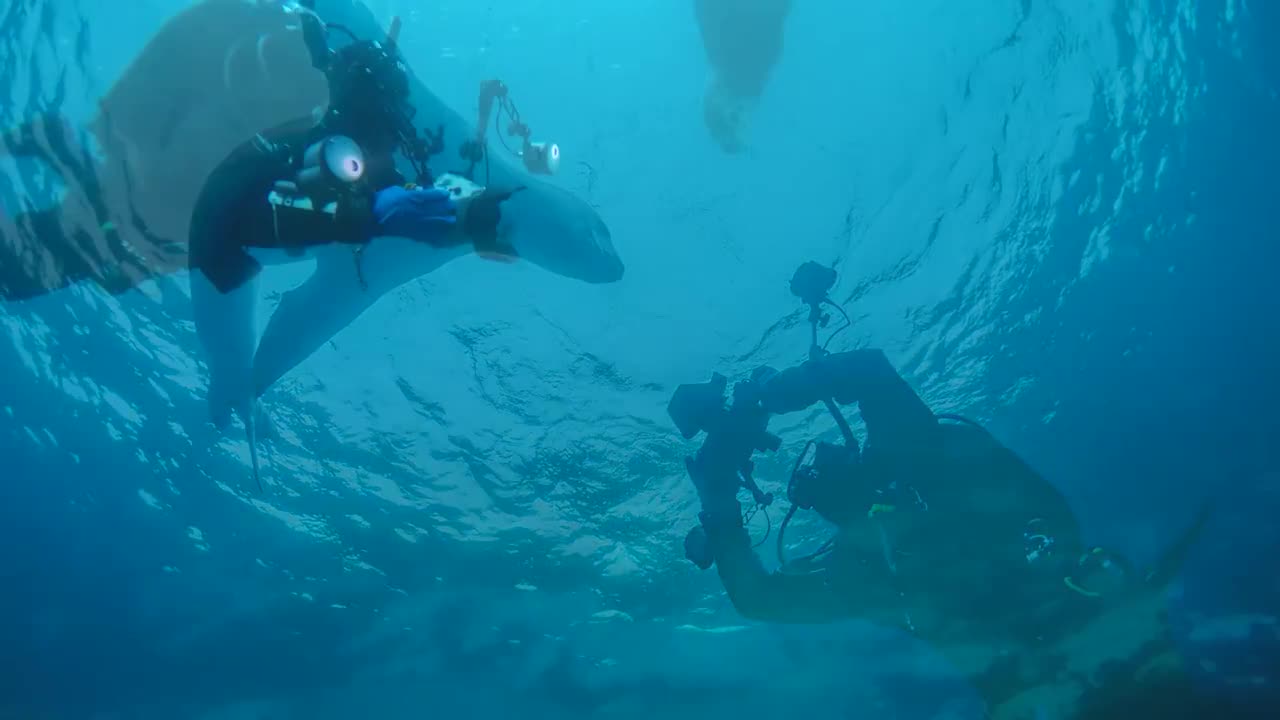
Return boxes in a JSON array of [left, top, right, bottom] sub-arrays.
[[371, 185, 458, 241]]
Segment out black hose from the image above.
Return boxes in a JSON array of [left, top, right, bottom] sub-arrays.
[[821, 298, 853, 350], [824, 397, 856, 447], [777, 500, 836, 572], [751, 506, 773, 549], [786, 538, 836, 570], [775, 504, 799, 564], [776, 441, 815, 564]]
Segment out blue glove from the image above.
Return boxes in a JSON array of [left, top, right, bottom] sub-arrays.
[[371, 185, 457, 243]]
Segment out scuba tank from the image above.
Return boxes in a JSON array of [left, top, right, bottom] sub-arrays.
[[262, 132, 381, 249], [266, 134, 368, 221]]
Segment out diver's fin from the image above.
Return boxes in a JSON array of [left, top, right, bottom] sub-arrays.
[[1145, 501, 1214, 589]]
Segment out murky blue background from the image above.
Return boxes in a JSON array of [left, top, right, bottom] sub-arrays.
[[1, 0, 1276, 717]]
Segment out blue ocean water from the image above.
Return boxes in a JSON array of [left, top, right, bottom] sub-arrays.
[[0, 0, 1276, 718]]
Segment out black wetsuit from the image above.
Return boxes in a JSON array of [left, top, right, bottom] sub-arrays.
[[187, 118, 404, 295], [689, 349, 1215, 719]]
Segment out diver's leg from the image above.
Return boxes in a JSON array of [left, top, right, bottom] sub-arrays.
[[823, 350, 939, 452], [760, 349, 939, 451]]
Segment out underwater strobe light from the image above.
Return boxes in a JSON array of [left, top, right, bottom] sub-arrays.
[[462, 79, 562, 177], [522, 138, 561, 175], [297, 135, 367, 191]]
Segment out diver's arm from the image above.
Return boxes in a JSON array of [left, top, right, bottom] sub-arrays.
[[701, 508, 850, 624], [367, 181, 524, 257], [368, 185, 457, 242], [759, 349, 939, 453]]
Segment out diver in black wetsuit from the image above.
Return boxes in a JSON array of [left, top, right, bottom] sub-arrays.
[[669, 261, 1218, 720], [188, 9, 518, 295]]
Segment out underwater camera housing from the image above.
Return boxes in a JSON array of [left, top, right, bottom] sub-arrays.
[[522, 139, 561, 175], [790, 261, 837, 307], [461, 79, 562, 177], [296, 135, 367, 193], [667, 370, 781, 453], [669, 372, 728, 440]]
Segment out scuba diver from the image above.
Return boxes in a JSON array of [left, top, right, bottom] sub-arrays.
[[188, 10, 522, 300], [187, 5, 540, 490], [693, 0, 794, 153], [187, 0, 621, 494], [1, 0, 610, 304], [668, 261, 1217, 719]]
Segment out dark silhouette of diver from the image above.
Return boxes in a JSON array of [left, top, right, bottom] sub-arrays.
[[669, 261, 1220, 719]]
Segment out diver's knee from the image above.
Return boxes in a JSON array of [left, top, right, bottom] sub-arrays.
[[825, 348, 893, 374], [819, 349, 898, 400]]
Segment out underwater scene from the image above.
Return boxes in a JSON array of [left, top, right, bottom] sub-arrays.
[[1, 0, 1277, 718]]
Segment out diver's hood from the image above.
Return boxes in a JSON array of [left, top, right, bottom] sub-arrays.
[[325, 39, 414, 152]]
